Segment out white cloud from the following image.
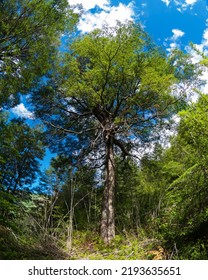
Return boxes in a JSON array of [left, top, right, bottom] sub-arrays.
[[172, 28, 185, 40], [141, 2, 147, 7], [179, 0, 198, 11], [184, 24, 208, 97], [161, 0, 170, 6], [77, 3, 134, 33], [166, 28, 185, 52], [201, 69, 208, 94], [69, 0, 110, 11], [169, 42, 178, 50], [11, 103, 35, 119], [70, 0, 135, 33], [186, 27, 208, 63], [203, 28, 208, 46], [185, 0, 198, 5], [161, 0, 200, 11]]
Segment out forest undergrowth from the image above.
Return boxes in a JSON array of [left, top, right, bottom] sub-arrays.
[[0, 225, 170, 260], [1, 216, 208, 260]]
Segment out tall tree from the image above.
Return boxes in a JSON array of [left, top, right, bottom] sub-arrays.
[[0, 0, 76, 108], [33, 23, 198, 243]]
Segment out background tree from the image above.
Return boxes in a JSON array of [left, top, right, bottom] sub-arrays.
[[32, 22, 199, 244], [161, 94, 208, 240], [114, 158, 140, 231], [0, 0, 76, 108], [132, 93, 208, 258], [39, 156, 98, 247], [0, 116, 45, 193]]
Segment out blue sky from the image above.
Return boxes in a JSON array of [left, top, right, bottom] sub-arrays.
[[10, 0, 208, 170], [69, 0, 208, 49]]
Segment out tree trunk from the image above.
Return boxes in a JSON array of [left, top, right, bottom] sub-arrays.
[[66, 176, 75, 252], [100, 135, 116, 244]]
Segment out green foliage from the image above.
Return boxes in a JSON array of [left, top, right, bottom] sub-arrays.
[[178, 94, 208, 160], [190, 43, 208, 69], [68, 230, 162, 260], [145, 94, 208, 258], [40, 156, 100, 230], [114, 155, 166, 232], [0, 115, 45, 193], [179, 241, 208, 260], [115, 159, 141, 230], [0, 0, 76, 108], [168, 95, 208, 230], [0, 191, 19, 227], [64, 23, 175, 103]]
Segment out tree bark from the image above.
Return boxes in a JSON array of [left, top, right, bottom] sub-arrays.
[[66, 176, 75, 252], [100, 135, 116, 244]]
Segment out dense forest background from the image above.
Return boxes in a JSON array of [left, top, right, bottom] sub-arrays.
[[0, 0, 208, 260]]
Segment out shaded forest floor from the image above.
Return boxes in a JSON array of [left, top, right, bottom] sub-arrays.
[[67, 231, 168, 260], [2, 225, 206, 260], [0, 225, 66, 260], [0, 225, 169, 260], [1, 223, 208, 260]]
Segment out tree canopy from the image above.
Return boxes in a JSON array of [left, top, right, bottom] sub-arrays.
[[0, 0, 76, 108], [33, 23, 183, 163]]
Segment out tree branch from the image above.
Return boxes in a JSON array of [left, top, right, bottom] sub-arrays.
[[44, 120, 96, 135], [113, 137, 131, 157]]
